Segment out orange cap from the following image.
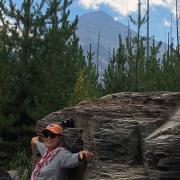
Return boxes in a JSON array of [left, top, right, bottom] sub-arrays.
[[43, 123, 62, 135]]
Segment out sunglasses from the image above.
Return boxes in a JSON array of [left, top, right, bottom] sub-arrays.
[[43, 131, 57, 138]]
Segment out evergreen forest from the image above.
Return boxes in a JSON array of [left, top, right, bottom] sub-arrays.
[[0, 0, 179, 176]]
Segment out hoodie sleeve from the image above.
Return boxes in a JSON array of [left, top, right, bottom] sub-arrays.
[[36, 142, 47, 156], [57, 148, 81, 168]]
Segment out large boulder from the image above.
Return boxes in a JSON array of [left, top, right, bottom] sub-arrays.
[[35, 92, 180, 180], [144, 109, 180, 179]]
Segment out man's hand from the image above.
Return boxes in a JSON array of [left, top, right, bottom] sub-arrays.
[[31, 136, 39, 145], [78, 150, 94, 161]]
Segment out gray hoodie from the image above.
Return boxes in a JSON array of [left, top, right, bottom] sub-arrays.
[[34, 142, 81, 180]]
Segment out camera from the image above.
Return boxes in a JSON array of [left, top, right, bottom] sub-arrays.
[[61, 118, 75, 128]]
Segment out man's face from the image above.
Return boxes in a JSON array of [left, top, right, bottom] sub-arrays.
[[43, 131, 60, 150]]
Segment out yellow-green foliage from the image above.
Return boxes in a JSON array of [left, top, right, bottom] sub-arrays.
[[70, 70, 92, 105]]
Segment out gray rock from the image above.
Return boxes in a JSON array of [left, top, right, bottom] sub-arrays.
[[7, 170, 19, 180], [35, 92, 180, 179]]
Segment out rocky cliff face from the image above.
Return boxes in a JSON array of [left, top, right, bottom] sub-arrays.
[[35, 92, 180, 180]]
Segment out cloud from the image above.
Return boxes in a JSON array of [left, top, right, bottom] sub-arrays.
[[0, 9, 22, 37], [113, 16, 123, 21], [114, 16, 119, 21], [77, 0, 178, 16], [163, 19, 171, 27], [77, 0, 138, 16]]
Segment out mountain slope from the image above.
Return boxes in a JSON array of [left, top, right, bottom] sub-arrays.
[[76, 10, 165, 72], [76, 11, 135, 70]]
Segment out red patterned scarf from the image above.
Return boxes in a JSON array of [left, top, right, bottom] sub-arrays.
[[30, 146, 62, 180]]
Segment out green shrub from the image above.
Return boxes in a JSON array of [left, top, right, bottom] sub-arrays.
[[9, 150, 32, 180]]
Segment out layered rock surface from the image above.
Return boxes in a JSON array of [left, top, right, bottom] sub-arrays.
[[35, 92, 180, 180]]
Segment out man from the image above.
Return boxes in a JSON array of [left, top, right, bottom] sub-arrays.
[[30, 123, 93, 180]]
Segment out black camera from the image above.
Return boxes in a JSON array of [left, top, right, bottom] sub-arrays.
[[61, 118, 75, 128]]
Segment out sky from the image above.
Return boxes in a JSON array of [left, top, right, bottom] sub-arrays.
[[13, 0, 179, 45], [71, 0, 179, 45]]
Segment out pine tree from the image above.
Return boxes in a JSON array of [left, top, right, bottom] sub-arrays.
[[35, 0, 85, 113], [162, 41, 180, 91], [0, 0, 50, 123], [130, 0, 147, 91], [0, 0, 86, 136], [70, 44, 99, 105], [146, 0, 150, 60], [86, 44, 99, 97], [103, 50, 117, 94], [176, 0, 179, 54], [103, 35, 127, 94], [126, 28, 135, 91], [0, 17, 16, 125], [145, 39, 162, 90]]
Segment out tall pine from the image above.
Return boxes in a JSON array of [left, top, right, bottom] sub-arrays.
[[103, 35, 127, 94]]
